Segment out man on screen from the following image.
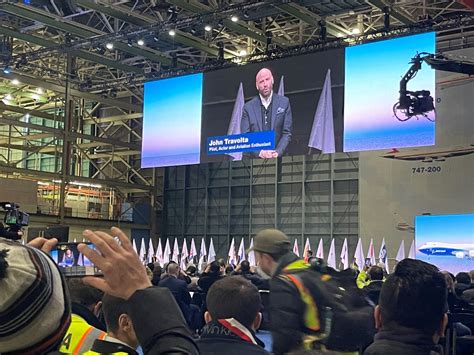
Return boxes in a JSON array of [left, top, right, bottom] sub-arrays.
[[241, 68, 292, 159]]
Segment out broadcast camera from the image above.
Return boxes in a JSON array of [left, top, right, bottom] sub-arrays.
[[0, 202, 29, 240], [394, 52, 474, 122]]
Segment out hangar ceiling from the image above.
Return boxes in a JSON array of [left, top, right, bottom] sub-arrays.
[[0, 0, 472, 224]]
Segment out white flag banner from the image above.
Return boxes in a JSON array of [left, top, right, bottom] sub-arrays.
[[189, 238, 197, 261], [147, 239, 155, 264], [340, 238, 349, 270], [226, 82, 245, 161], [163, 238, 171, 265], [248, 238, 256, 267], [367, 238, 376, 266], [208, 238, 216, 263], [278, 75, 285, 96], [304, 238, 311, 260], [308, 69, 335, 153], [198, 237, 207, 271], [316, 238, 324, 259], [396, 240, 406, 261], [293, 239, 300, 257], [172, 238, 180, 263], [237, 238, 246, 263], [132, 239, 138, 254], [228, 238, 237, 266], [180, 240, 189, 270], [379, 238, 390, 273], [327, 238, 336, 269], [155, 239, 163, 266], [408, 239, 416, 259], [354, 238, 365, 270], [139, 237, 146, 264]]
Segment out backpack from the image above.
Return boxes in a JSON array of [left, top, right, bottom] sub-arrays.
[[279, 260, 376, 352]]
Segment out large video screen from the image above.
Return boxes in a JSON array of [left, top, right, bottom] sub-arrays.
[[142, 73, 203, 168], [415, 214, 474, 274], [344, 32, 436, 152], [141, 32, 436, 168]]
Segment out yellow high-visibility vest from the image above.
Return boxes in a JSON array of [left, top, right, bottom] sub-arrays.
[[59, 313, 106, 354]]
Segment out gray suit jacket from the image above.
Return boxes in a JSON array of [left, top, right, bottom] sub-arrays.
[[241, 94, 292, 157]]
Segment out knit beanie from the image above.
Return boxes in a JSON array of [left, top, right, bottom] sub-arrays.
[[0, 238, 71, 354]]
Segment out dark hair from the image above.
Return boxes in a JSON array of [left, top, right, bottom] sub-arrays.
[[186, 265, 197, 276], [208, 261, 221, 275], [206, 276, 261, 328], [225, 265, 234, 275], [102, 294, 130, 333], [240, 260, 251, 273], [455, 272, 471, 285], [217, 258, 226, 268], [379, 259, 447, 334], [146, 262, 155, 272], [67, 278, 103, 307], [368, 266, 384, 281]]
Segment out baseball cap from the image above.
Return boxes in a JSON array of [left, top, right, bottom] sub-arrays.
[[0, 238, 71, 354], [247, 229, 291, 255]]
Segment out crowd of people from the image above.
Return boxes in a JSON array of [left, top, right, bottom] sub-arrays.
[[0, 228, 473, 354]]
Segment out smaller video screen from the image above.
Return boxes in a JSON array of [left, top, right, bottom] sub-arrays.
[[415, 213, 474, 274], [49, 242, 102, 277]]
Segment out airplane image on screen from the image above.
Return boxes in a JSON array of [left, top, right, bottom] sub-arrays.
[[381, 145, 474, 162], [418, 242, 474, 259]]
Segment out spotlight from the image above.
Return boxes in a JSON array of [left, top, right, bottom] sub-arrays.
[[238, 49, 247, 57], [231, 15, 239, 22], [25, 113, 30, 120], [243, 11, 250, 19], [190, 27, 197, 35], [217, 41, 224, 61], [105, 42, 114, 50], [204, 25, 212, 32], [11, 79, 20, 85], [351, 28, 360, 35], [3, 66, 11, 74], [153, 35, 159, 42], [36, 87, 44, 94], [168, 7, 178, 21], [383, 6, 391, 30], [170, 52, 178, 69], [32, 94, 40, 100], [319, 20, 327, 42], [265, 31, 273, 54], [137, 39, 145, 46], [169, 29, 176, 36]]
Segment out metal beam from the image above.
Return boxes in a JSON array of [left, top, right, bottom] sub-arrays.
[[0, 72, 142, 112], [276, 3, 346, 37], [0, 3, 171, 66], [84, 112, 142, 123], [0, 117, 140, 150], [366, 0, 415, 25], [0, 26, 142, 74], [167, 0, 287, 46], [0, 164, 152, 192], [78, 0, 221, 57]]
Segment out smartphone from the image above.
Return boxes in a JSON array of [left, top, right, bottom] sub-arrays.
[[49, 242, 102, 277], [365, 258, 371, 267]]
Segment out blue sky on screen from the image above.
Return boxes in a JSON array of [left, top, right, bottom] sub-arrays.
[[141, 73, 203, 168], [344, 32, 436, 152]]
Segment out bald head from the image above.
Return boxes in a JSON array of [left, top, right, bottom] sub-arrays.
[[167, 263, 179, 276], [256, 68, 274, 99]]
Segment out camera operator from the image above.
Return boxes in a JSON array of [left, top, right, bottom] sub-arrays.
[[0, 221, 23, 240]]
